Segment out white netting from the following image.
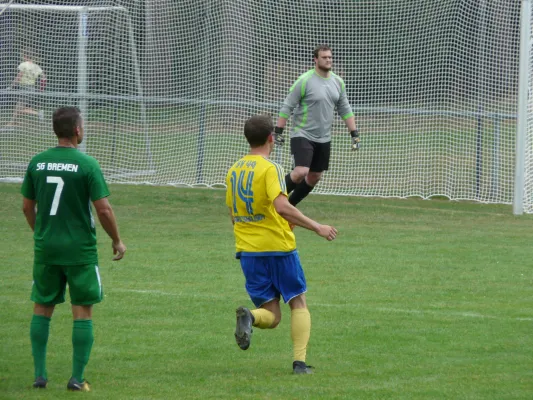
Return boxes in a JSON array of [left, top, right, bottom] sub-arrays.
[[0, 0, 522, 204]]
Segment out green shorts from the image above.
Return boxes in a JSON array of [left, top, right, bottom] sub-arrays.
[[31, 262, 103, 306]]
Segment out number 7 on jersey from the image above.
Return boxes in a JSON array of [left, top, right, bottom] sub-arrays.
[[46, 176, 64, 216]]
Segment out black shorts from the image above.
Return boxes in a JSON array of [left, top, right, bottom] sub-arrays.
[[290, 137, 331, 172]]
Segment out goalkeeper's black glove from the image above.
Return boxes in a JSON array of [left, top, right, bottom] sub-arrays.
[[350, 129, 360, 151], [274, 127, 285, 146]]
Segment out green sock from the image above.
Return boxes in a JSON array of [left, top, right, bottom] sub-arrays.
[[30, 315, 51, 379], [72, 319, 94, 382]]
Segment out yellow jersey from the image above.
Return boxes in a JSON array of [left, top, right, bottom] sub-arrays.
[[226, 154, 296, 256]]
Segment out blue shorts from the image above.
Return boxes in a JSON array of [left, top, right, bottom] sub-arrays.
[[239, 251, 307, 307]]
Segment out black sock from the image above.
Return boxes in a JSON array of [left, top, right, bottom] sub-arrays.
[[285, 173, 298, 194], [289, 179, 314, 206]]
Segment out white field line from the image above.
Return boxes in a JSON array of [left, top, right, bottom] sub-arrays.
[[372, 306, 533, 322], [112, 288, 238, 300], [113, 288, 533, 322]]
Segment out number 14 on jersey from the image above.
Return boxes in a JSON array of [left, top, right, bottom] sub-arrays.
[[230, 170, 254, 215]]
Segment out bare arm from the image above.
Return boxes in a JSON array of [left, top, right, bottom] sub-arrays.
[[273, 194, 337, 241], [39, 72, 47, 91], [228, 207, 235, 225], [344, 116, 357, 132], [11, 71, 23, 87], [276, 116, 288, 129], [92, 197, 126, 260], [93, 197, 120, 241], [22, 197, 37, 231]]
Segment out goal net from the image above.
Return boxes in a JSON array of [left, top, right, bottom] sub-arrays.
[[0, 0, 524, 206]]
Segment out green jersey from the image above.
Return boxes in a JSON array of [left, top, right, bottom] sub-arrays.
[[21, 147, 110, 265]]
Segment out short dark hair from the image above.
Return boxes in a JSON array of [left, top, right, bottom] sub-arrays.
[[53, 107, 82, 138], [244, 115, 273, 148], [313, 44, 332, 59]]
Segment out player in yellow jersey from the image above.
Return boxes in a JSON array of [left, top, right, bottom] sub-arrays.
[[226, 114, 337, 374]]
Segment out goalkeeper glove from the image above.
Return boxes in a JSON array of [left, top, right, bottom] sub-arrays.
[[274, 127, 285, 146], [350, 129, 360, 151]]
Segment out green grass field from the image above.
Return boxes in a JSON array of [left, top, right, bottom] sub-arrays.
[[1, 183, 532, 399]]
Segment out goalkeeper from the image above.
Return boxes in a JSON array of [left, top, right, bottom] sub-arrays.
[[275, 45, 359, 206]]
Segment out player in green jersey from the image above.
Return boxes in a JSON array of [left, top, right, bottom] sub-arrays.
[[21, 106, 126, 391]]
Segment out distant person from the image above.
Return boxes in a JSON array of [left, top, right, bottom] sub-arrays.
[[8, 49, 46, 126]]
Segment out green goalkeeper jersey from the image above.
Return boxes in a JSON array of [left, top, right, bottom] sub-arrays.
[[21, 147, 110, 265]]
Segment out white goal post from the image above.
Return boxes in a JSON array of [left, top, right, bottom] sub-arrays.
[[0, 1, 530, 213], [516, 0, 533, 214]]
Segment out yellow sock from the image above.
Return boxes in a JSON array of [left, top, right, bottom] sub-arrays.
[[291, 308, 311, 362], [250, 308, 275, 329]]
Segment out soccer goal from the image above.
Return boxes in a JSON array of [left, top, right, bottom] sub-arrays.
[[1, 1, 531, 212], [0, 3, 154, 182]]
